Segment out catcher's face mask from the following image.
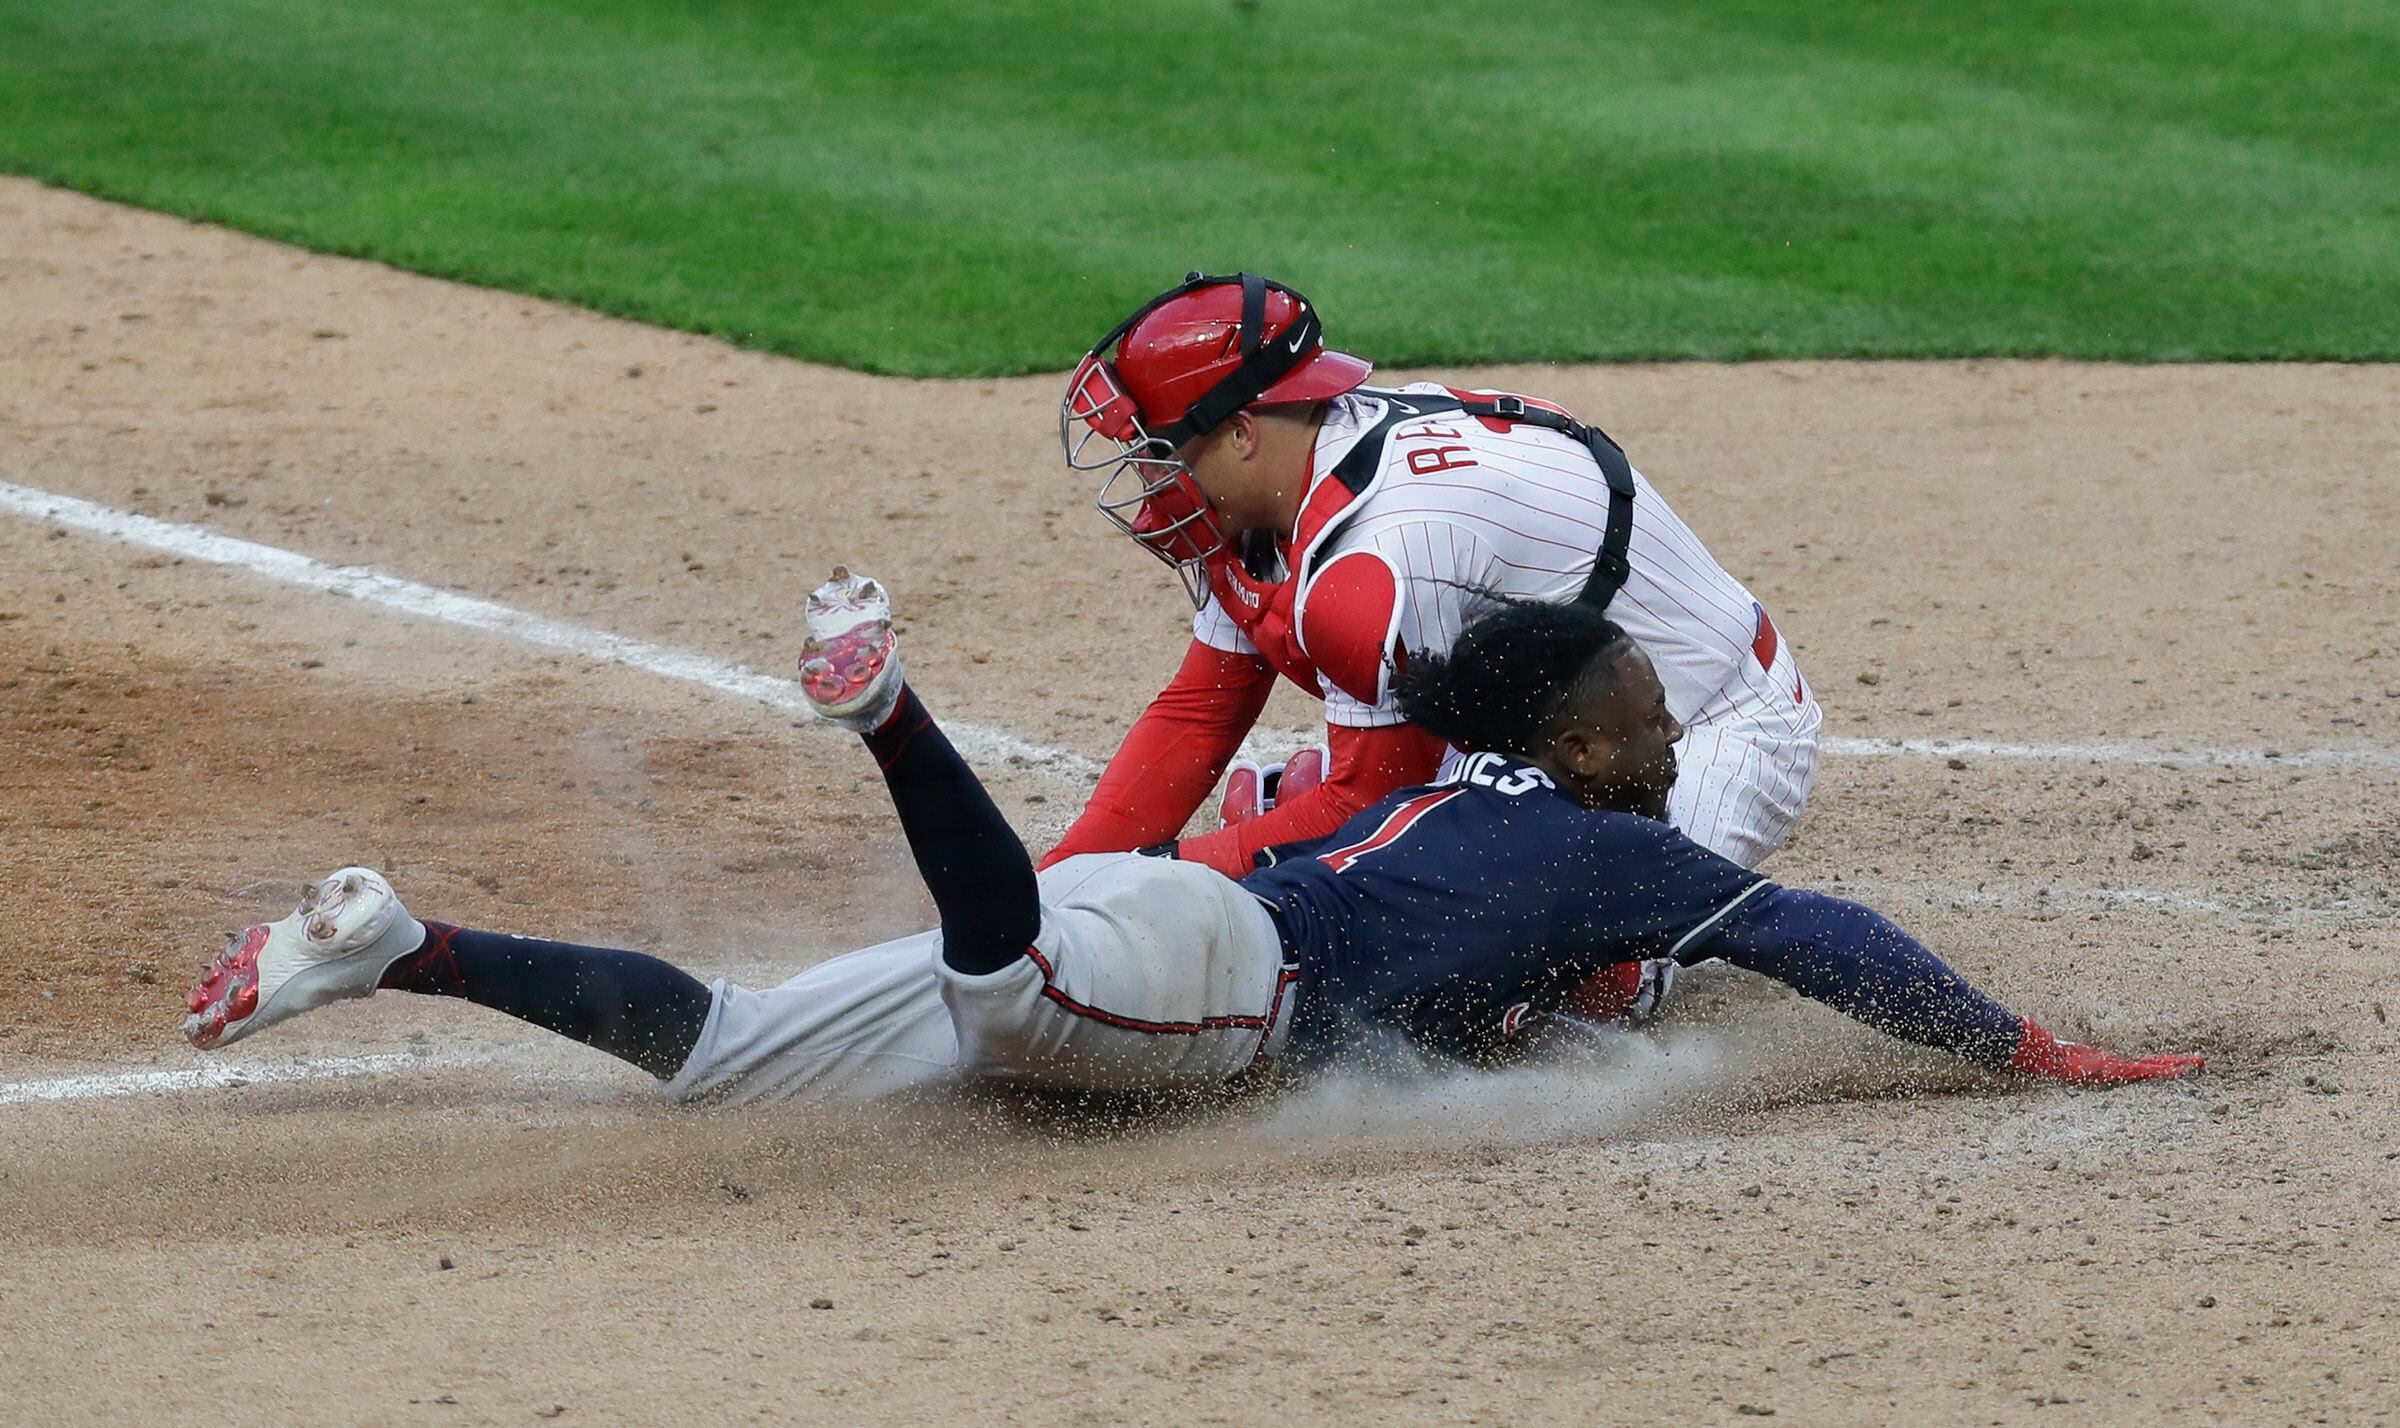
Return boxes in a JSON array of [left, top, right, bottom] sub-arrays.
[[1060, 272, 1369, 608]]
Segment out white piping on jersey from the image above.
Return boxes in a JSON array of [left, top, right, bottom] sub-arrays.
[[1287, 391, 1392, 569], [1275, 392, 1448, 719], [1668, 879, 1772, 959]]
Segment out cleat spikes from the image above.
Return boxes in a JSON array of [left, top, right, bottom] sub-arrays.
[[798, 565, 902, 730], [179, 870, 422, 1051]]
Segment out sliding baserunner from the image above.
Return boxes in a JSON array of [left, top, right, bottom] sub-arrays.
[[181, 571, 2201, 1103]]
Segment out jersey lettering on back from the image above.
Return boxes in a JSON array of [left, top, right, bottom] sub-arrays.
[[1448, 750, 1556, 798]]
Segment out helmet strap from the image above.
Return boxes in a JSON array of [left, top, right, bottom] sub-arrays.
[[1072, 272, 1324, 455], [1144, 273, 1322, 451]]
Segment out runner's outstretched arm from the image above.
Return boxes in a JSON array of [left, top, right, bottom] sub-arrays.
[[1699, 886, 2204, 1084]]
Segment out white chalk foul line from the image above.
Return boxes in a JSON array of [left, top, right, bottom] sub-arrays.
[[5, 478, 2395, 776], [0, 1052, 429, 1106], [0, 480, 1102, 781], [1819, 735, 2400, 771]]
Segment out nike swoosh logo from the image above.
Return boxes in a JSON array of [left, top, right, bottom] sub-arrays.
[[1384, 398, 1420, 416], [1285, 328, 1307, 354]]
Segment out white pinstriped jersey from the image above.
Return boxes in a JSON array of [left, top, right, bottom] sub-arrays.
[[1195, 383, 1796, 732]]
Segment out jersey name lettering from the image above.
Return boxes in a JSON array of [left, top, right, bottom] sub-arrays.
[[1397, 419, 1477, 476], [1454, 751, 1555, 797], [1403, 444, 1476, 476]]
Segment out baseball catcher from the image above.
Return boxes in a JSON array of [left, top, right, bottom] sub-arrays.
[[1052, 274, 1823, 1020]]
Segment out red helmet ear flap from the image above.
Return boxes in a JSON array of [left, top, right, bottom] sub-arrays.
[[1066, 356, 1143, 444]]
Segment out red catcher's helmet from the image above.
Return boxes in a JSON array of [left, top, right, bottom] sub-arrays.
[[1062, 273, 1371, 606]]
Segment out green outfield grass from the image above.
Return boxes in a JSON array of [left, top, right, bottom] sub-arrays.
[[3, 0, 2394, 372]]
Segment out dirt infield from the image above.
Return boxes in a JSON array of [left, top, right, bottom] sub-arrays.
[[2, 178, 2394, 1426]]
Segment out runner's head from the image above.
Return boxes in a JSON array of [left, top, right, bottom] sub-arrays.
[[1393, 597, 1684, 818]]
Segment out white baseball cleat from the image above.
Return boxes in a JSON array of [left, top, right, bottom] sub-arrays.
[[182, 867, 427, 1049], [799, 565, 905, 731]]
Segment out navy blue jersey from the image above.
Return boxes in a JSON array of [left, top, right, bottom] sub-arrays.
[[1241, 751, 1766, 1059]]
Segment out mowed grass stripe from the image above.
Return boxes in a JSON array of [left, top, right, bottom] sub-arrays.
[[2, 0, 2394, 374]]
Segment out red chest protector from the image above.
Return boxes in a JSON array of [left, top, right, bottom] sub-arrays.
[[1205, 540, 1317, 690]]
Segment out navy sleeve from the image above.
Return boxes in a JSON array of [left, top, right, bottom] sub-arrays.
[[1693, 886, 2029, 1068], [1561, 816, 1771, 953]]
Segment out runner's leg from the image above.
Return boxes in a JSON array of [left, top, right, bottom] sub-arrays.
[[858, 686, 1040, 975], [381, 926, 712, 1078]]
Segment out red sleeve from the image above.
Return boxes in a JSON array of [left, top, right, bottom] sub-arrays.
[[1039, 640, 1276, 867], [1174, 722, 1449, 879]]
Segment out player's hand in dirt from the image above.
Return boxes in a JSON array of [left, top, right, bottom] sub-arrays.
[[2009, 1021, 2206, 1084]]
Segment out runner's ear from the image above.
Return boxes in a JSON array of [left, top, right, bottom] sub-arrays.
[[1549, 723, 1606, 777]]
